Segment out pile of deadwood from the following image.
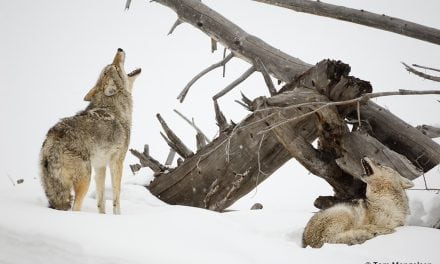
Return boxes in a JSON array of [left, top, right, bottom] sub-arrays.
[[129, 0, 440, 213]]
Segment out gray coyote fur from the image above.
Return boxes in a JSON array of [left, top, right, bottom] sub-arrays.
[[302, 157, 414, 248], [39, 48, 141, 214]]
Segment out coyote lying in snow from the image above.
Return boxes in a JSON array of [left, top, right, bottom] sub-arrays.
[[302, 157, 414, 248], [40, 49, 141, 214]]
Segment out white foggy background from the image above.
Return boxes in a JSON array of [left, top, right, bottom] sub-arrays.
[[0, 0, 439, 209]]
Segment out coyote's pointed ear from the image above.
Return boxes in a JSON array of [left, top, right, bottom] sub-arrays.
[[84, 86, 98, 101], [400, 177, 414, 189]]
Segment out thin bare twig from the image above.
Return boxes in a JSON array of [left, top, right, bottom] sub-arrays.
[[214, 100, 229, 132], [211, 38, 218, 53], [235, 100, 250, 110], [259, 89, 440, 134], [173, 109, 211, 143], [222, 48, 227, 77], [413, 64, 440, 73], [6, 174, 15, 186], [177, 53, 234, 103], [402, 62, 440, 82], [168, 19, 183, 35], [240, 92, 253, 109], [213, 65, 257, 100], [252, 133, 268, 198], [255, 58, 277, 96], [157, 114, 194, 158]]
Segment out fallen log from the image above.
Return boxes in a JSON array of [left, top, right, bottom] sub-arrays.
[[144, 60, 370, 211]]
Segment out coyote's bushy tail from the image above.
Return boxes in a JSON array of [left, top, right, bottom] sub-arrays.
[[39, 142, 72, 210]]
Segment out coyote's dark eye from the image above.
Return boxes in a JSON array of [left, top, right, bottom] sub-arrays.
[[361, 158, 374, 176]]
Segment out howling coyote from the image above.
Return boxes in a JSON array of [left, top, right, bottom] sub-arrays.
[[40, 48, 141, 214], [302, 157, 414, 248]]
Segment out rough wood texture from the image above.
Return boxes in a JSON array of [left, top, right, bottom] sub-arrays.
[[130, 148, 167, 174], [146, 60, 371, 211], [253, 0, 440, 45], [417, 125, 440, 138], [356, 102, 440, 173], [335, 131, 422, 180], [157, 114, 194, 159]]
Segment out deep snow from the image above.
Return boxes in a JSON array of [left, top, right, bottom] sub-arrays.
[[0, 166, 439, 264]]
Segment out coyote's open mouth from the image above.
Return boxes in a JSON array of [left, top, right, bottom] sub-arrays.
[[128, 68, 141, 77], [361, 157, 374, 176]]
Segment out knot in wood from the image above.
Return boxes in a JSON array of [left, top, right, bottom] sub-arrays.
[[233, 36, 241, 46]]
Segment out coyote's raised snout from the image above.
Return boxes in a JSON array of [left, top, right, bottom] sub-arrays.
[[302, 157, 414, 248], [40, 49, 141, 214]]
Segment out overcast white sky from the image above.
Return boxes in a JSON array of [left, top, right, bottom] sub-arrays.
[[0, 0, 439, 208]]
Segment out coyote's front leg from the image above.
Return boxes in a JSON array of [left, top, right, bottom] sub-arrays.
[[94, 167, 106, 214], [110, 154, 125, 215]]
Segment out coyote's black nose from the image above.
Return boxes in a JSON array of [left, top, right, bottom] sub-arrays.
[[117, 48, 124, 52]]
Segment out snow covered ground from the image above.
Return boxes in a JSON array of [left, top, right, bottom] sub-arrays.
[[1, 0, 440, 263], [0, 165, 439, 264]]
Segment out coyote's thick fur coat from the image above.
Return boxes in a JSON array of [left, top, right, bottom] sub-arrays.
[[39, 49, 141, 214], [302, 157, 414, 248]]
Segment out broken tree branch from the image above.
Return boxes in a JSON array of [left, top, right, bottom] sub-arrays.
[[177, 53, 234, 102], [168, 19, 183, 35], [157, 114, 194, 158], [129, 164, 142, 174], [416, 125, 440, 138], [211, 38, 218, 53], [165, 149, 176, 166], [130, 148, 167, 173], [402, 62, 440, 82], [213, 65, 256, 100], [196, 132, 207, 150], [255, 58, 277, 96], [253, 0, 440, 45], [214, 100, 229, 132]]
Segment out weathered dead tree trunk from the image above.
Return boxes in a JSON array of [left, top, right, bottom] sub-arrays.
[[130, 0, 440, 211], [354, 102, 440, 173], [417, 125, 440, 138]]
